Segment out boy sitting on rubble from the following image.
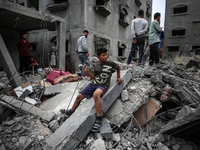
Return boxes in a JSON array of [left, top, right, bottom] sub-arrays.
[[60, 47, 122, 132]]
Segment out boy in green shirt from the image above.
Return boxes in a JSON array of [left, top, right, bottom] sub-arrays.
[[60, 48, 122, 132]]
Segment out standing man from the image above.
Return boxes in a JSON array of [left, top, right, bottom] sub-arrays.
[[127, 10, 148, 66], [17, 33, 30, 75], [76, 30, 90, 74], [148, 13, 162, 65]]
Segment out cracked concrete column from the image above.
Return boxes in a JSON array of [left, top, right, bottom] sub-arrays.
[[57, 21, 66, 71], [0, 35, 22, 88]]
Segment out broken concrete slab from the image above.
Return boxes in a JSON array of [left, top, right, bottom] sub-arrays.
[[106, 79, 153, 127], [161, 72, 200, 87], [133, 97, 161, 127], [0, 95, 54, 122], [40, 80, 90, 114], [100, 118, 113, 140], [161, 104, 200, 145], [43, 80, 89, 96], [46, 70, 132, 150], [174, 82, 194, 104], [0, 35, 22, 88], [175, 106, 195, 120]]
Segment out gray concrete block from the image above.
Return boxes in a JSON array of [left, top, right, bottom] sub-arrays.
[[88, 139, 106, 150], [100, 118, 113, 140], [106, 79, 153, 127]]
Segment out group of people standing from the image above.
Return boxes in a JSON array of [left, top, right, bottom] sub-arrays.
[[127, 10, 164, 66]]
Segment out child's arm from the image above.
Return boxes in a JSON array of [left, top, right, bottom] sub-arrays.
[[116, 65, 122, 84], [83, 65, 95, 79], [33, 62, 39, 65]]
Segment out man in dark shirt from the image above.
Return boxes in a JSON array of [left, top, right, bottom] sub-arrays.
[[17, 34, 30, 74]]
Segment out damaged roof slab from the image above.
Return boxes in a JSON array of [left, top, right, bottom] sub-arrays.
[[0, 0, 65, 31]]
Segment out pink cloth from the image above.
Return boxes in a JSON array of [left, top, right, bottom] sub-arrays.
[[46, 70, 71, 84]]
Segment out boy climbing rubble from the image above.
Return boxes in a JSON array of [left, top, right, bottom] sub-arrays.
[[60, 47, 122, 132]]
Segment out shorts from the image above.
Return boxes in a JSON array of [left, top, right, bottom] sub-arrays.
[[80, 83, 108, 99]]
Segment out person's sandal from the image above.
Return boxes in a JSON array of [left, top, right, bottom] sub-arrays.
[[91, 119, 102, 132], [60, 109, 74, 116]]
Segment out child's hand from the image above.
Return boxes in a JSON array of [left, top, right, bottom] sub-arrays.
[[83, 64, 89, 72], [116, 78, 122, 84]]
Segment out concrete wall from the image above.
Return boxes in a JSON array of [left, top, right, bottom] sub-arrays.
[[0, 27, 20, 68], [84, 0, 152, 57], [39, 0, 152, 71], [27, 29, 57, 67], [50, 0, 152, 71], [164, 0, 200, 58]]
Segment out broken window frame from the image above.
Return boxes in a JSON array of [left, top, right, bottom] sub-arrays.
[[94, 0, 111, 17], [172, 4, 188, 15], [135, 0, 142, 7], [146, 3, 151, 18], [54, 0, 68, 4], [168, 46, 179, 52], [117, 41, 127, 62], [171, 27, 186, 37], [96, 0, 109, 6], [47, 0, 69, 12], [118, 4, 129, 28], [94, 35, 110, 55], [9, 0, 39, 11]]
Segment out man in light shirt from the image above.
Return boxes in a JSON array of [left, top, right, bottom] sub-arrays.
[[127, 10, 148, 66]]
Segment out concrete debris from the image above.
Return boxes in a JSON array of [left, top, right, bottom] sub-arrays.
[[45, 70, 132, 150], [88, 138, 106, 150], [100, 118, 113, 140], [0, 62, 200, 150]]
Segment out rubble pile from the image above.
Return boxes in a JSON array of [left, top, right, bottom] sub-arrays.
[[0, 61, 200, 150]]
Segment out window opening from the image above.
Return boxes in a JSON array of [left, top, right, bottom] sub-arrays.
[[173, 5, 187, 14], [55, 0, 67, 4], [172, 29, 185, 36], [168, 46, 179, 52]]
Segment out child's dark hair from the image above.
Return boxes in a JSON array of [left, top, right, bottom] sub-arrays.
[[29, 56, 33, 59], [83, 30, 89, 34], [97, 47, 107, 56]]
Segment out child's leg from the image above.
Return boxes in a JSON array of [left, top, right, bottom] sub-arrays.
[[60, 93, 85, 115], [93, 89, 103, 116], [71, 93, 85, 111]]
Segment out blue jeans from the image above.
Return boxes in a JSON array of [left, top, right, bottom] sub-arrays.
[[78, 53, 90, 73], [127, 37, 145, 65]]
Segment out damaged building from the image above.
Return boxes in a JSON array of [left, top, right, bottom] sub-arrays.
[[164, 0, 200, 59], [0, 0, 152, 72], [0, 0, 200, 150]]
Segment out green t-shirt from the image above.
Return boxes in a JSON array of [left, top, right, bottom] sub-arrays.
[[149, 20, 162, 46], [91, 61, 118, 87]]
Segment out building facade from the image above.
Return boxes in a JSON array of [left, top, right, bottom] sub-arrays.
[[164, 0, 200, 58], [43, 0, 152, 71], [1, 0, 152, 72]]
